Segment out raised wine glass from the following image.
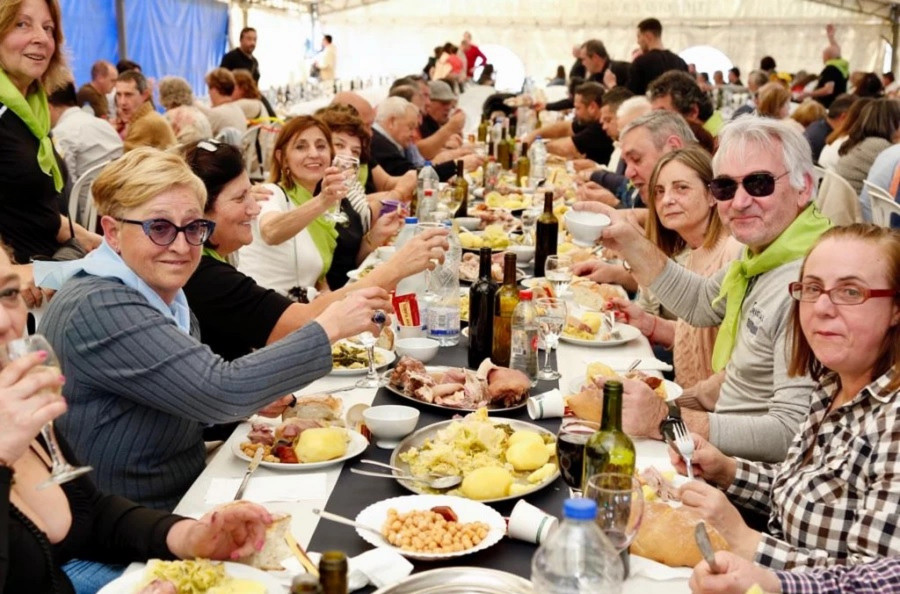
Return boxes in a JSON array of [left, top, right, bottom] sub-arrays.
[[584, 472, 644, 578], [0, 335, 92, 487], [535, 296, 566, 380], [327, 154, 357, 225], [556, 419, 599, 496], [355, 312, 387, 389]]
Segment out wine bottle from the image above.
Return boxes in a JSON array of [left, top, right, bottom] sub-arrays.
[[497, 124, 510, 171], [533, 190, 558, 278], [516, 142, 530, 188], [492, 252, 519, 366], [582, 380, 636, 490], [319, 550, 348, 594], [453, 159, 468, 218], [477, 115, 489, 142], [468, 247, 498, 368]]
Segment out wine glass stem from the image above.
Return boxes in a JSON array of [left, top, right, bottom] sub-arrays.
[[543, 342, 552, 372], [40, 421, 69, 474], [365, 344, 377, 382]]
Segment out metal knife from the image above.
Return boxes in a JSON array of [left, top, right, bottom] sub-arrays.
[[234, 447, 264, 500], [694, 521, 721, 574]]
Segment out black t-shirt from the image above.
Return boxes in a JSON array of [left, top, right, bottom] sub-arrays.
[[183, 256, 292, 361], [571, 122, 614, 166], [804, 118, 833, 164], [0, 105, 63, 263], [326, 198, 365, 290], [814, 65, 847, 109], [220, 48, 260, 81], [419, 114, 441, 139], [627, 49, 689, 96]]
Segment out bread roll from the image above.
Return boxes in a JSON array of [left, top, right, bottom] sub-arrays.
[[282, 394, 342, 423], [236, 513, 292, 571], [630, 501, 728, 567]]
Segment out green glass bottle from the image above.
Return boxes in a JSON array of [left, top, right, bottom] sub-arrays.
[[477, 115, 489, 142], [319, 550, 348, 594], [582, 380, 636, 490], [492, 252, 519, 367]]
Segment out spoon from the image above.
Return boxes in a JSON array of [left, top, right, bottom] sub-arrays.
[[350, 467, 462, 490]]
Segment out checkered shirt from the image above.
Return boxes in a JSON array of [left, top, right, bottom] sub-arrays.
[[777, 556, 900, 593], [727, 370, 900, 570]]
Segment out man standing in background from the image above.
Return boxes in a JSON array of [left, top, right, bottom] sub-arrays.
[[316, 35, 337, 82], [220, 27, 260, 82], [626, 18, 688, 96]]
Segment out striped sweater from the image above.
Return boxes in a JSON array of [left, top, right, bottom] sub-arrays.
[[41, 275, 333, 510]]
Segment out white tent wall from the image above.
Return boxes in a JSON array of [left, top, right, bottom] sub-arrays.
[[305, 0, 887, 87], [228, 5, 314, 89]]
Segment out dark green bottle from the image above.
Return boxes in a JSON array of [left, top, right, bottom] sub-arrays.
[[582, 380, 636, 490]]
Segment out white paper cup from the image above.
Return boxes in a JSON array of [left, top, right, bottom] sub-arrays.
[[397, 324, 424, 339], [508, 499, 559, 544], [526, 388, 566, 420]]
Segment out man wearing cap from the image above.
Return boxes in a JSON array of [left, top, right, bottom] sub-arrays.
[[416, 80, 466, 161]]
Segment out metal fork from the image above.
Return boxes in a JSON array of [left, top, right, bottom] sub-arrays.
[[672, 420, 695, 480]]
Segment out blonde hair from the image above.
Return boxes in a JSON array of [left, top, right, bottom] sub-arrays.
[[0, 0, 68, 93], [756, 82, 791, 118], [158, 76, 195, 110], [92, 148, 207, 218], [791, 99, 827, 128]]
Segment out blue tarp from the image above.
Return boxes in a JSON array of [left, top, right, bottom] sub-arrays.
[[60, 0, 228, 100]]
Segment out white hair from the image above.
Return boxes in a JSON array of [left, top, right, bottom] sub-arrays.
[[616, 96, 651, 121], [376, 96, 417, 124]]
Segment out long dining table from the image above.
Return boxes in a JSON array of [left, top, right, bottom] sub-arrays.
[[172, 299, 691, 592]]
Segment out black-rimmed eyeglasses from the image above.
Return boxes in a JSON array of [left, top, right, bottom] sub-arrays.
[[788, 281, 898, 305], [708, 171, 789, 201], [117, 218, 216, 246]]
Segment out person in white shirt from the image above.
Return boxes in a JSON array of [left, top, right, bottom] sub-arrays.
[[316, 35, 337, 82]]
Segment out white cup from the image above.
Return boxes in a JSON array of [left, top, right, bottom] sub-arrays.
[[526, 388, 566, 420], [397, 324, 424, 339], [507, 499, 559, 544]]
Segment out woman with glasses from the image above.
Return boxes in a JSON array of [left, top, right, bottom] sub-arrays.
[[38, 148, 392, 510], [604, 146, 742, 396], [672, 224, 900, 571]]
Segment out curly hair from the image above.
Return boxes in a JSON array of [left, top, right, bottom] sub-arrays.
[[316, 105, 371, 164], [648, 70, 714, 122]]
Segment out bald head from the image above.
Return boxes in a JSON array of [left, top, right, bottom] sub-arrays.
[[331, 92, 375, 128]]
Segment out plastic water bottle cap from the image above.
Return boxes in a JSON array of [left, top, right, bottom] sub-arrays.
[[563, 497, 597, 520], [405, 217, 418, 224], [424, 160, 433, 166]]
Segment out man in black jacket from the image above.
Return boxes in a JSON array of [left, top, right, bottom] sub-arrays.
[[627, 18, 688, 96], [220, 27, 260, 82]]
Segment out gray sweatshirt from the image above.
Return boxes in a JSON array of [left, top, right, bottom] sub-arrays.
[[650, 259, 815, 462]]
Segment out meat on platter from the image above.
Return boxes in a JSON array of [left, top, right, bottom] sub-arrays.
[[389, 356, 531, 408]]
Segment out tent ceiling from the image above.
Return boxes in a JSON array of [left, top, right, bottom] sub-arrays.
[[232, 0, 388, 15], [807, 0, 898, 20]]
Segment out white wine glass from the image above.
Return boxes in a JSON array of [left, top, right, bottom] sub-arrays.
[[328, 154, 357, 225], [534, 297, 566, 380], [584, 472, 644, 578], [355, 311, 387, 389], [544, 255, 572, 297], [0, 335, 92, 488]]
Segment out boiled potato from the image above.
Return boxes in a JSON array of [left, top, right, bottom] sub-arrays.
[[507, 430, 544, 448], [209, 580, 267, 594], [459, 233, 483, 249], [527, 462, 557, 484], [461, 466, 512, 500], [507, 439, 551, 471], [508, 482, 534, 496], [294, 427, 348, 462]]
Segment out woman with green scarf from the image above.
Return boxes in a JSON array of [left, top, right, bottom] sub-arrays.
[[237, 114, 353, 297], [0, 0, 101, 308]]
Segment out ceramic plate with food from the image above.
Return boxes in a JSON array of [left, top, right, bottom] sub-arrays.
[[234, 424, 369, 469], [389, 410, 560, 502], [97, 560, 281, 594], [560, 322, 642, 347], [331, 342, 395, 375], [355, 494, 506, 561], [568, 376, 683, 402]]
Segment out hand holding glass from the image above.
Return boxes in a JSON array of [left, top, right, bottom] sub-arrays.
[[356, 313, 387, 388], [328, 154, 358, 225]]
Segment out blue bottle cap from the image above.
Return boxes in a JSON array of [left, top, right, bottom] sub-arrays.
[[563, 497, 597, 520], [405, 217, 418, 224]]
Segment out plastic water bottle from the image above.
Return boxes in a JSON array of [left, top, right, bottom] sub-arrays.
[[395, 218, 428, 318], [426, 221, 461, 345], [509, 289, 538, 383], [531, 498, 624, 594], [416, 161, 439, 219], [529, 136, 547, 188]]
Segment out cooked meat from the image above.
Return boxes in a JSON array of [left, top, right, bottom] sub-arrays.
[[640, 466, 680, 502], [276, 417, 322, 441], [485, 367, 531, 407], [246, 422, 275, 445], [135, 580, 177, 594], [390, 355, 428, 388]]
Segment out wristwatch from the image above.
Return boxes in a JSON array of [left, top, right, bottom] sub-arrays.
[[658, 401, 682, 443]]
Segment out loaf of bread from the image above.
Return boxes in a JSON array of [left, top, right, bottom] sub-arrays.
[[571, 278, 627, 311], [630, 501, 728, 567], [236, 513, 292, 571], [282, 394, 342, 423]]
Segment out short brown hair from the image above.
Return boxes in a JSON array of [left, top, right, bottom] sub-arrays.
[[756, 82, 791, 119], [790, 99, 827, 128], [316, 106, 371, 164], [0, 0, 68, 92], [205, 67, 236, 96], [269, 116, 333, 189], [232, 70, 260, 99], [158, 76, 195, 110], [788, 224, 900, 392], [645, 146, 723, 257]]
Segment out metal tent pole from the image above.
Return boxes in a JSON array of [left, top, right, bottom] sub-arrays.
[[892, 4, 900, 77], [115, 0, 127, 60]]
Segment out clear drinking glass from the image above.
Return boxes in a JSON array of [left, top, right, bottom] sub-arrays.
[[520, 208, 539, 246], [556, 419, 599, 496], [328, 154, 357, 225], [0, 335, 92, 487], [535, 297, 566, 380], [355, 317, 387, 389], [584, 473, 644, 578], [544, 255, 572, 296]]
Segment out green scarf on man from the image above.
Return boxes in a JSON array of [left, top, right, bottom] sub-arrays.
[[710, 204, 832, 371], [282, 183, 338, 279], [0, 70, 63, 192]]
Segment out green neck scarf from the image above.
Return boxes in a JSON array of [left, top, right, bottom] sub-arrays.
[[202, 247, 228, 263], [711, 205, 832, 371], [825, 58, 850, 79], [358, 163, 369, 187], [282, 183, 338, 279], [0, 70, 63, 192]]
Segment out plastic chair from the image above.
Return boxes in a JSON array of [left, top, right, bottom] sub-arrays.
[[865, 181, 900, 227], [67, 160, 111, 233], [815, 169, 861, 226]]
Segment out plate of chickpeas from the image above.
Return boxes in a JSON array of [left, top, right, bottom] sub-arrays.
[[355, 494, 507, 561]]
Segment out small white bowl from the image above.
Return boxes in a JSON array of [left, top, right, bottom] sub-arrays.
[[564, 210, 611, 247], [363, 405, 420, 448], [506, 244, 535, 264], [454, 217, 481, 231], [394, 337, 440, 362], [375, 246, 396, 261]]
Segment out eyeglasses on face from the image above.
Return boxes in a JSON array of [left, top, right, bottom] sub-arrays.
[[708, 171, 789, 201], [117, 218, 216, 246], [788, 281, 898, 305]]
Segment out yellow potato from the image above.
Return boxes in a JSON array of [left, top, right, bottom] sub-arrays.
[[527, 462, 557, 484], [506, 440, 551, 471], [586, 361, 619, 383], [459, 233, 483, 249], [461, 466, 513, 500], [507, 430, 544, 448], [208, 580, 267, 594], [508, 482, 535, 496], [294, 427, 348, 462]]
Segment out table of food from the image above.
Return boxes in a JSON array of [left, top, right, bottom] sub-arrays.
[[110, 165, 705, 593]]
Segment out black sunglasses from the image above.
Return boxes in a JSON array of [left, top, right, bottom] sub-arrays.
[[708, 171, 789, 201], [117, 218, 216, 246]]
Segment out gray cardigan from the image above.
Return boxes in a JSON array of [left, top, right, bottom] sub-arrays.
[[41, 275, 333, 510]]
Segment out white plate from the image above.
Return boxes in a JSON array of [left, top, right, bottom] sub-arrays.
[[346, 265, 376, 281], [233, 427, 369, 470], [97, 560, 282, 593], [568, 376, 683, 402], [332, 345, 396, 376], [560, 323, 642, 347], [355, 494, 506, 561]]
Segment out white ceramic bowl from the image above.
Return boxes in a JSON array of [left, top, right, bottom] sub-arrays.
[[394, 337, 440, 363], [506, 244, 535, 264], [363, 405, 420, 448], [564, 210, 611, 247], [454, 217, 481, 231]]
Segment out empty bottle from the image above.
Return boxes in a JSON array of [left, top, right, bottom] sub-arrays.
[[509, 289, 538, 382]]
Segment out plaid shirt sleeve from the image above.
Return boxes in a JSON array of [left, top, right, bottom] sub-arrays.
[[777, 557, 900, 594], [726, 457, 776, 515]]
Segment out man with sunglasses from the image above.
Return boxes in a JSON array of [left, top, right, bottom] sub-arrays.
[[583, 117, 830, 463]]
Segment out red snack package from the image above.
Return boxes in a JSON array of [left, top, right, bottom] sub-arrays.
[[392, 293, 420, 326]]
